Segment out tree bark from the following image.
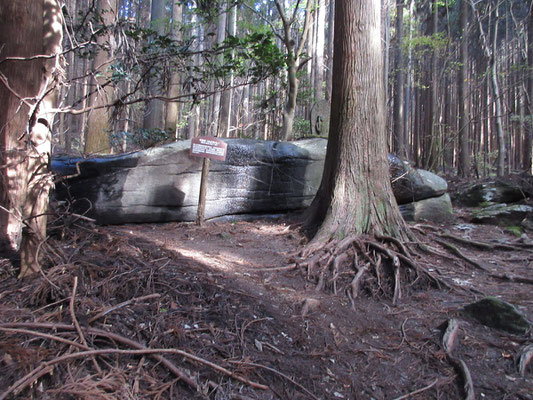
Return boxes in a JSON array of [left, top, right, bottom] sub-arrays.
[[458, 0, 471, 177], [142, 0, 166, 132], [305, 0, 409, 242], [275, 0, 312, 141], [165, 0, 183, 137], [0, 0, 63, 277], [85, 0, 117, 154], [524, 3, 533, 173], [219, 3, 237, 138], [392, 0, 406, 158]]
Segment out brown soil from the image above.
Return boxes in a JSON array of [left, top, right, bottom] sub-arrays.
[[1, 208, 532, 399]]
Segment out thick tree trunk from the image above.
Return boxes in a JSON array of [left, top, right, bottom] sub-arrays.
[[305, 0, 409, 242], [0, 0, 63, 277]]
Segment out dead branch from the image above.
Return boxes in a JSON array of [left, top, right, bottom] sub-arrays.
[[88, 293, 161, 323], [489, 273, 533, 285], [0, 322, 268, 394], [1, 347, 268, 399], [69, 276, 102, 374], [229, 360, 318, 400], [391, 378, 439, 400]]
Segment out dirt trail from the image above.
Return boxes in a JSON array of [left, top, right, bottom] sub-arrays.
[[1, 215, 532, 399]]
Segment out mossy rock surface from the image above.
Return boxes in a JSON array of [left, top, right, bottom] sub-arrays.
[[463, 297, 531, 335]]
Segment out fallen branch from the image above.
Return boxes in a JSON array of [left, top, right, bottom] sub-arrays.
[[489, 273, 533, 285], [229, 361, 318, 400], [391, 378, 439, 400], [88, 293, 161, 323], [69, 276, 101, 374], [1, 347, 268, 399]]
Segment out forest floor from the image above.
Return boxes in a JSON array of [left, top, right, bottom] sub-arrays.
[[1, 203, 533, 399]]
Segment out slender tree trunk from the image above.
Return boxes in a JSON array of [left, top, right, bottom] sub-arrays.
[[325, 0, 335, 101], [165, 0, 183, 137], [85, 0, 117, 154], [524, 5, 533, 173], [315, 0, 326, 101], [458, 0, 471, 176], [143, 0, 166, 131], [0, 0, 63, 276], [393, 0, 406, 158], [305, 0, 409, 242], [219, 3, 237, 138]]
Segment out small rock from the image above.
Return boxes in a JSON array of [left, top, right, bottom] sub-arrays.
[[463, 297, 531, 335]]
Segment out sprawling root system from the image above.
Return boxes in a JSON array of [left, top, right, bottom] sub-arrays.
[[296, 233, 444, 306]]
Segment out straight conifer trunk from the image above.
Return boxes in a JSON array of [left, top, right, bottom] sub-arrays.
[[305, 0, 408, 242]]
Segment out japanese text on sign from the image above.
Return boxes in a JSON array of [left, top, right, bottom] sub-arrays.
[[190, 136, 227, 161]]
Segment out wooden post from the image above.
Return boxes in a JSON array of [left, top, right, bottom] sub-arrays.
[[196, 158, 211, 225]]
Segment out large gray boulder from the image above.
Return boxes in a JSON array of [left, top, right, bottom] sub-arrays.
[[471, 203, 533, 226], [53, 139, 326, 224], [399, 193, 453, 223], [53, 139, 449, 225], [389, 154, 448, 205], [455, 180, 531, 207]]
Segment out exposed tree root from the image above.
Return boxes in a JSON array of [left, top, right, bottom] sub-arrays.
[[441, 319, 475, 400], [296, 234, 446, 305], [518, 344, 533, 376]]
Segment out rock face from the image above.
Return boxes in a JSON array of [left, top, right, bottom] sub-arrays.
[[389, 154, 448, 205], [471, 203, 533, 226], [53, 138, 449, 225], [456, 180, 530, 207], [54, 139, 326, 224], [399, 193, 453, 223], [463, 297, 531, 335]]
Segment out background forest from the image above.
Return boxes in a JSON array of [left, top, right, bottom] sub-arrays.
[[54, 0, 532, 177]]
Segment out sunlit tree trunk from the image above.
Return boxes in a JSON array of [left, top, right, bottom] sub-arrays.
[[143, 0, 166, 131], [165, 0, 183, 137], [275, 0, 312, 141], [0, 0, 63, 277], [305, 0, 409, 242], [85, 0, 118, 154], [219, 3, 237, 138]]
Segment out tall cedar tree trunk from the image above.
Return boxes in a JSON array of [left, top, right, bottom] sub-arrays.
[[392, 0, 406, 159], [84, 0, 117, 154], [458, 0, 471, 177], [0, 0, 63, 277], [143, 0, 166, 131], [165, 0, 183, 136], [305, 0, 409, 242], [525, 4, 533, 173]]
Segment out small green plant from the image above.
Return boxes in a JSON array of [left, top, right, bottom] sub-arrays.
[[505, 226, 522, 237]]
